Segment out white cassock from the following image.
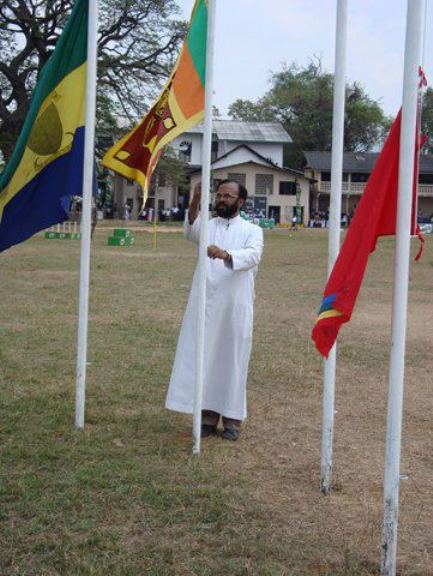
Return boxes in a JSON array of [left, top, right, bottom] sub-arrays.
[[165, 213, 264, 421]]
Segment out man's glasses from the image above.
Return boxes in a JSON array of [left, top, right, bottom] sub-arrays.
[[215, 192, 239, 200]]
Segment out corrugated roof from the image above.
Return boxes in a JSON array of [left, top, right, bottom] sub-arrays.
[[304, 150, 433, 174], [186, 120, 292, 143], [187, 144, 311, 179]]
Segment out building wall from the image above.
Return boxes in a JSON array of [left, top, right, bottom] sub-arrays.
[[190, 163, 310, 225], [171, 134, 284, 166], [307, 165, 433, 219], [418, 197, 433, 218], [112, 174, 178, 220], [211, 149, 270, 171], [222, 142, 283, 166], [147, 185, 178, 211], [170, 133, 203, 165]]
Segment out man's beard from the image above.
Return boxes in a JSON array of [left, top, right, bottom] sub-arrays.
[[215, 201, 240, 219]]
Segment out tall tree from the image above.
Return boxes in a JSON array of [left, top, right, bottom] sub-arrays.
[[421, 87, 433, 155], [344, 82, 390, 152], [228, 61, 390, 168], [0, 0, 185, 164]]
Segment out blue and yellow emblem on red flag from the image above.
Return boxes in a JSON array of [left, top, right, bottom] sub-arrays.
[[0, 0, 88, 253]]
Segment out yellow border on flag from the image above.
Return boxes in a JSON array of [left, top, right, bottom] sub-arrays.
[[0, 63, 86, 219]]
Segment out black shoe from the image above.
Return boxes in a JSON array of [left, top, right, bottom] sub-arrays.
[[201, 424, 217, 438], [221, 428, 239, 441]]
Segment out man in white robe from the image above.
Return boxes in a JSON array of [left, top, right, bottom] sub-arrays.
[[165, 180, 264, 441]]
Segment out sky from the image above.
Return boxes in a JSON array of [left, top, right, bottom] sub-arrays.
[[176, 0, 433, 118]]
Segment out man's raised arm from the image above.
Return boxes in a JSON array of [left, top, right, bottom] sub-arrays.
[[184, 182, 202, 244], [188, 182, 201, 225]]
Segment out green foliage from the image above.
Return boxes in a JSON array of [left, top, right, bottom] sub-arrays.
[[421, 87, 433, 155], [0, 0, 185, 163], [96, 92, 120, 158], [228, 99, 273, 122], [344, 83, 392, 152], [228, 61, 390, 169], [156, 148, 189, 194]]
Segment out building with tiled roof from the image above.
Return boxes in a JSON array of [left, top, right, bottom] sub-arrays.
[[303, 150, 433, 218]]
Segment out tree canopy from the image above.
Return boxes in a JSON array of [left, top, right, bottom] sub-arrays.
[[421, 87, 433, 155], [0, 0, 185, 163], [228, 61, 392, 168]]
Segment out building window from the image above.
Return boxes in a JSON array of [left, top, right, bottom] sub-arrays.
[[179, 140, 192, 162], [149, 173, 156, 197], [158, 172, 166, 187], [227, 173, 246, 186], [322, 171, 349, 182], [211, 140, 219, 161], [279, 181, 297, 195], [351, 172, 370, 182], [255, 174, 274, 196], [420, 174, 433, 184]]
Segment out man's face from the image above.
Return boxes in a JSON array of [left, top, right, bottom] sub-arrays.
[[214, 182, 244, 218]]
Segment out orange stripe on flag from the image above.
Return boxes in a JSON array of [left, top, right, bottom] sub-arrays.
[[172, 48, 205, 119]]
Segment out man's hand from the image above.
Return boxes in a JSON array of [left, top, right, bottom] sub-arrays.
[[188, 182, 201, 225], [207, 244, 231, 262]]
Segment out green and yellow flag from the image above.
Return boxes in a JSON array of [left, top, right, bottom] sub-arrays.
[[0, 0, 88, 253], [101, 0, 207, 194]]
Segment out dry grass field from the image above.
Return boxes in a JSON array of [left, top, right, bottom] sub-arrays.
[[0, 222, 432, 575]]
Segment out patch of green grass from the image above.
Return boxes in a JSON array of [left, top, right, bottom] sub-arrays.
[[1, 228, 432, 575]]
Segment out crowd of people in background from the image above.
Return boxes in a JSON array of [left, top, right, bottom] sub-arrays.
[[158, 205, 186, 222], [80, 199, 433, 228], [308, 210, 354, 229], [417, 209, 433, 224], [309, 208, 433, 229], [136, 204, 186, 222]]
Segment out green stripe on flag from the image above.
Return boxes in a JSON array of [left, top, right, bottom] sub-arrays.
[[186, 0, 207, 86], [42, 0, 87, 97], [0, 0, 88, 191]]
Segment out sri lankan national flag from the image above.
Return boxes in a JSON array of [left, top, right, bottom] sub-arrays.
[[0, 0, 88, 253], [101, 0, 207, 195]]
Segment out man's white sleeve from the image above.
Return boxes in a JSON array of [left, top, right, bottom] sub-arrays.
[[228, 225, 264, 271], [184, 212, 201, 244]]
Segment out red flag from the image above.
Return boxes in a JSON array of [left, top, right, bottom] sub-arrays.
[[312, 110, 422, 357]]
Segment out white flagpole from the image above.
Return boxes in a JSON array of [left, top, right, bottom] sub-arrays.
[[75, 0, 98, 429], [380, 1, 424, 574], [192, 0, 217, 455], [321, 0, 348, 494]]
